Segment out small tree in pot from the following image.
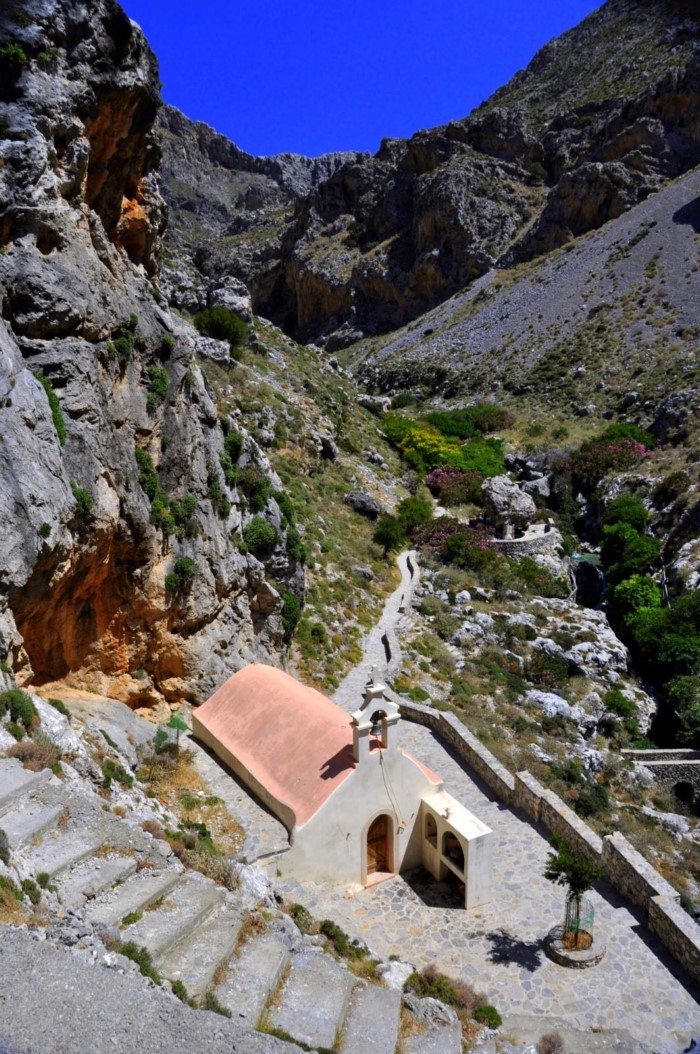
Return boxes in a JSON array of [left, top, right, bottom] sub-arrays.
[[543, 835, 602, 950]]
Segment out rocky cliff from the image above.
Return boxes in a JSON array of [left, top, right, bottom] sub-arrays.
[[0, 0, 302, 714], [157, 0, 700, 349]]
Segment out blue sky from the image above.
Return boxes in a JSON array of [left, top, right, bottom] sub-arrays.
[[122, 1, 601, 158]]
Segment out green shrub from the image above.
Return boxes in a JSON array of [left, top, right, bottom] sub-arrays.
[[0, 689, 38, 730], [274, 490, 295, 525], [147, 365, 169, 409], [424, 405, 513, 438], [34, 373, 66, 446], [165, 558, 195, 593], [286, 525, 306, 563], [603, 689, 636, 719], [71, 483, 93, 517], [600, 522, 660, 586], [526, 651, 570, 690], [36, 872, 51, 889], [600, 422, 655, 449], [223, 429, 243, 463], [171, 495, 197, 537], [108, 329, 133, 368], [281, 592, 301, 642], [174, 556, 194, 579], [0, 43, 28, 74], [38, 522, 51, 538], [669, 676, 700, 745], [193, 306, 247, 357], [242, 516, 278, 558], [320, 919, 368, 959], [20, 879, 41, 905], [119, 942, 161, 984], [47, 697, 71, 721], [609, 575, 661, 626], [239, 467, 272, 512], [602, 495, 649, 533], [160, 333, 175, 356], [574, 782, 609, 818], [652, 471, 690, 507], [207, 460, 230, 518], [473, 1004, 502, 1029], [171, 979, 193, 1005], [101, 759, 134, 790], [397, 496, 433, 534], [135, 447, 159, 499], [373, 513, 405, 557]]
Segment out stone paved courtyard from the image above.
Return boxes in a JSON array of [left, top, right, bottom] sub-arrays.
[[273, 719, 700, 1052]]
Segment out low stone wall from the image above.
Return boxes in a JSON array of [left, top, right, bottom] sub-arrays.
[[514, 772, 603, 862], [622, 749, 700, 763], [601, 832, 680, 909], [649, 896, 700, 985], [493, 533, 561, 558], [398, 699, 700, 987], [397, 700, 515, 804]]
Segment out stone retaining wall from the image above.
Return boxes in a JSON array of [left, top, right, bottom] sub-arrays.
[[602, 831, 680, 909], [649, 896, 700, 984], [398, 699, 700, 986], [513, 772, 603, 861], [493, 533, 561, 558], [622, 749, 700, 763], [397, 700, 515, 804]]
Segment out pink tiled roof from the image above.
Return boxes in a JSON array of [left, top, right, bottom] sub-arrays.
[[195, 664, 356, 827]]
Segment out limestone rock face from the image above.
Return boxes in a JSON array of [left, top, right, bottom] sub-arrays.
[[0, 0, 300, 707]]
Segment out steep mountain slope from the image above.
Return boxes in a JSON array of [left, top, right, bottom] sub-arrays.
[[0, 0, 304, 711], [352, 165, 700, 407], [157, 0, 699, 348]]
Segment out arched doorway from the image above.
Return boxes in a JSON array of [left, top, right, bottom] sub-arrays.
[[366, 813, 394, 879], [673, 781, 696, 812]]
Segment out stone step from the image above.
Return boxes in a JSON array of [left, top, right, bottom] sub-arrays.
[[85, 869, 182, 928], [57, 856, 138, 911], [341, 982, 402, 1054], [120, 873, 223, 963], [213, 933, 290, 1026], [403, 1027, 463, 1054], [266, 947, 355, 1051], [0, 760, 52, 817], [22, 830, 103, 880], [1, 804, 63, 850], [402, 1009, 463, 1054], [158, 904, 244, 999]]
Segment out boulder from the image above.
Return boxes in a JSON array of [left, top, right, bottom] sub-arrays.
[[209, 276, 253, 322], [344, 491, 382, 520], [482, 476, 536, 529]]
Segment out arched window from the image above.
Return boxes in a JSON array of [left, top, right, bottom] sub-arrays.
[[442, 831, 464, 872]]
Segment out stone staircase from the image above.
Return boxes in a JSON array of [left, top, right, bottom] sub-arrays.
[[0, 755, 459, 1054]]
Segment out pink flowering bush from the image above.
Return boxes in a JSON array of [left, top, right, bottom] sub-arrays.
[[425, 466, 484, 506], [565, 439, 647, 495]]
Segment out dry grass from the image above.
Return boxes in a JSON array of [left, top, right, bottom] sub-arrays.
[[235, 911, 268, 952], [398, 1005, 428, 1048], [6, 733, 61, 771], [140, 747, 244, 855], [0, 878, 26, 924]]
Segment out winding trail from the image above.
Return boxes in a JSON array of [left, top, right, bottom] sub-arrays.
[[333, 549, 419, 713]]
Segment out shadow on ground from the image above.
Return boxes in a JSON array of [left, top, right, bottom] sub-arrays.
[[485, 928, 544, 972]]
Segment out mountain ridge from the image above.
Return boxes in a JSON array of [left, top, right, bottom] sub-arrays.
[[156, 0, 700, 349]]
